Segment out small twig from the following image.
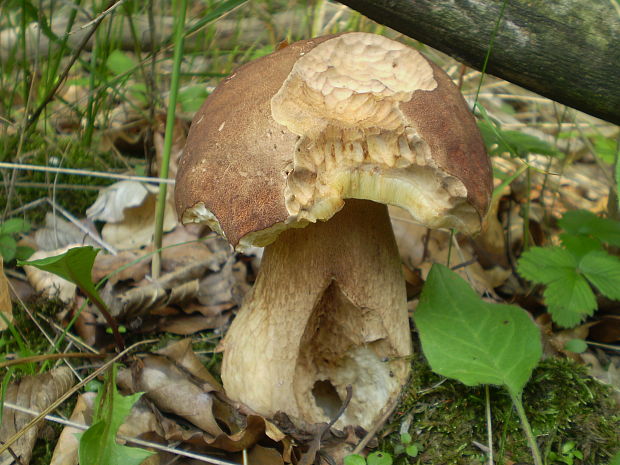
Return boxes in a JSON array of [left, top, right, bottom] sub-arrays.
[[45, 198, 118, 255], [77, 0, 124, 30], [0, 442, 25, 465], [0, 352, 105, 370], [299, 386, 354, 465], [0, 162, 175, 185], [322, 385, 353, 439], [485, 385, 494, 465]]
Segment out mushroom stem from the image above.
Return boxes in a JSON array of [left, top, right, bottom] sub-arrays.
[[221, 199, 411, 429]]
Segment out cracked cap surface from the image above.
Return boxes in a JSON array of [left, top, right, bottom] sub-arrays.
[[175, 32, 493, 247]]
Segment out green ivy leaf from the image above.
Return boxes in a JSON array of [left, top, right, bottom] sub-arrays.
[[367, 451, 393, 465], [414, 264, 541, 397], [79, 366, 153, 465]]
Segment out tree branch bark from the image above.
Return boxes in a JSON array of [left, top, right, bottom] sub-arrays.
[[338, 0, 620, 125]]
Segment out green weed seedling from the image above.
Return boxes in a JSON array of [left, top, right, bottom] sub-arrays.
[[392, 432, 421, 459], [18, 245, 125, 350], [548, 441, 584, 465], [344, 432, 421, 465], [344, 451, 394, 465], [413, 264, 543, 465], [518, 210, 620, 328], [78, 364, 153, 465], [0, 218, 33, 262]]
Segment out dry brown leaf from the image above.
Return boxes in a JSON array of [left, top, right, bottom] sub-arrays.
[[160, 225, 214, 270], [156, 339, 222, 392], [122, 355, 224, 436], [23, 245, 80, 303], [582, 353, 620, 405], [49, 392, 96, 465], [391, 218, 510, 295], [0, 367, 74, 465], [87, 181, 177, 250], [198, 257, 249, 309], [50, 84, 89, 133], [34, 213, 101, 252], [7, 275, 36, 303], [588, 315, 620, 344], [472, 185, 509, 268], [157, 313, 229, 335], [548, 322, 593, 361], [92, 250, 150, 285], [107, 259, 219, 319], [244, 445, 285, 465], [146, 411, 272, 455], [87, 181, 158, 223], [116, 340, 277, 456], [0, 257, 13, 330], [73, 296, 98, 347]]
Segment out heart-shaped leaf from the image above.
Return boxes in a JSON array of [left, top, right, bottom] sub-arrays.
[[414, 264, 541, 397]]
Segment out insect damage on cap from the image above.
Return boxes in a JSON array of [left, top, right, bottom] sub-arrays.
[[177, 32, 492, 248]]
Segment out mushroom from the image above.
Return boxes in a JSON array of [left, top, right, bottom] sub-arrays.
[[175, 32, 492, 430]]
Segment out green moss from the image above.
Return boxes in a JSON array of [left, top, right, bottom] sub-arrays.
[[382, 341, 620, 465], [0, 131, 122, 225], [31, 421, 65, 465]]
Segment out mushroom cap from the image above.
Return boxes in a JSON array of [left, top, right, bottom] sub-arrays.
[[175, 32, 492, 247]]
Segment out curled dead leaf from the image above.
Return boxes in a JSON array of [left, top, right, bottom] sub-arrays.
[[34, 213, 101, 252], [391, 219, 510, 295], [87, 181, 177, 250], [122, 354, 224, 436], [160, 225, 217, 271], [0, 367, 74, 465], [156, 339, 221, 391], [106, 258, 221, 320]]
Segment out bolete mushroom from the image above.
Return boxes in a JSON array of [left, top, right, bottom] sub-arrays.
[[175, 32, 492, 430]]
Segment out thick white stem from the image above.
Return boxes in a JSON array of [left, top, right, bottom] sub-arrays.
[[221, 199, 411, 429]]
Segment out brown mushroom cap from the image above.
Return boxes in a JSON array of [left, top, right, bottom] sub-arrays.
[[175, 32, 492, 247]]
